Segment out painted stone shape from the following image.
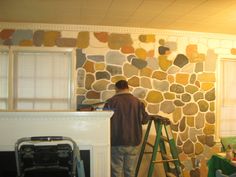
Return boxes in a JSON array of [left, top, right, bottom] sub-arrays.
[[106, 51, 126, 65], [174, 54, 189, 68]]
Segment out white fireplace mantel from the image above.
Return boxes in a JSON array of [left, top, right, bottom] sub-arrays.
[[0, 111, 113, 177]]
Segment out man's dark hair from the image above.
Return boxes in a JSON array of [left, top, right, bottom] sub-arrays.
[[115, 80, 129, 89]]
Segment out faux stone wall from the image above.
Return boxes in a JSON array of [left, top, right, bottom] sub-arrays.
[[2, 27, 236, 176]]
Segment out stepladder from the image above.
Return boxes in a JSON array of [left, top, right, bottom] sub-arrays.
[[135, 115, 183, 177]]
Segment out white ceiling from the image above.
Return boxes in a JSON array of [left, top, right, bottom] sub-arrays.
[[1, 0, 236, 35]]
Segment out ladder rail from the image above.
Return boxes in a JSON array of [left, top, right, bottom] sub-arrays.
[[159, 133, 171, 173], [147, 122, 163, 177], [164, 124, 182, 176], [135, 118, 152, 177], [135, 115, 183, 177]]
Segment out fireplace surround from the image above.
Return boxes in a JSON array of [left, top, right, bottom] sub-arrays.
[[0, 111, 113, 177]]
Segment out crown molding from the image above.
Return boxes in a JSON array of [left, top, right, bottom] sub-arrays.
[[1, 22, 236, 40]]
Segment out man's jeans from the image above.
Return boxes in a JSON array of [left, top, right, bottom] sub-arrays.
[[111, 146, 139, 177]]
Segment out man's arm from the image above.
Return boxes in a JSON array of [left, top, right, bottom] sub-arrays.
[[140, 102, 149, 124]]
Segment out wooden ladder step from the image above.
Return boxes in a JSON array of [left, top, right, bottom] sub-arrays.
[[160, 135, 168, 141]]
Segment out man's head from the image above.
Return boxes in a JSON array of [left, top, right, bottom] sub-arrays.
[[115, 80, 129, 92]]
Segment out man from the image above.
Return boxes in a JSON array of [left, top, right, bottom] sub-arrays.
[[104, 80, 149, 177]]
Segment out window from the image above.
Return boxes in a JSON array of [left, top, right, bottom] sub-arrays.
[[0, 50, 9, 110], [218, 59, 236, 136], [0, 47, 75, 111]]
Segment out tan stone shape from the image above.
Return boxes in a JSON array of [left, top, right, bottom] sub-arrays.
[[102, 90, 116, 101], [44, 31, 61, 46], [76, 88, 87, 95], [135, 48, 147, 59], [198, 53, 206, 61], [195, 142, 204, 155], [171, 122, 179, 132], [198, 100, 209, 112], [181, 93, 191, 102], [85, 74, 95, 90], [86, 90, 100, 99], [176, 73, 189, 85], [205, 88, 215, 101], [94, 32, 108, 43], [83, 99, 101, 105], [188, 53, 206, 63], [108, 33, 132, 50], [19, 40, 33, 46], [128, 76, 140, 87], [111, 75, 126, 83], [210, 102, 215, 111], [121, 45, 134, 54], [193, 92, 204, 102], [140, 77, 152, 89], [206, 135, 215, 147], [183, 103, 198, 115], [206, 112, 215, 124], [160, 101, 175, 114], [95, 63, 105, 70], [168, 65, 180, 74], [185, 85, 199, 94], [187, 116, 194, 127], [179, 116, 186, 132], [195, 80, 200, 88], [123, 63, 139, 78], [183, 139, 194, 154], [197, 135, 206, 145], [197, 73, 215, 82], [147, 104, 159, 114], [164, 92, 175, 100], [181, 63, 194, 73], [0, 29, 15, 40], [195, 112, 205, 129], [179, 127, 189, 142], [231, 48, 236, 55], [167, 75, 175, 83], [203, 124, 215, 135], [140, 67, 153, 77], [146, 35, 155, 42], [139, 34, 155, 43], [201, 83, 214, 91], [186, 45, 197, 59], [92, 80, 110, 91], [186, 44, 205, 63], [152, 71, 167, 80], [83, 60, 95, 73], [158, 55, 172, 71], [159, 39, 165, 45], [177, 135, 183, 146], [56, 38, 76, 47], [77, 31, 89, 48], [173, 107, 182, 123], [146, 90, 163, 103]]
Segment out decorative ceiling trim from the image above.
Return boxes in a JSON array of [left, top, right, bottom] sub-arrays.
[[1, 22, 236, 40]]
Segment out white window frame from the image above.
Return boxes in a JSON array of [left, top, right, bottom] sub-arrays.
[[0, 46, 10, 110], [0, 46, 76, 111], [216, 57, 236, 139]]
